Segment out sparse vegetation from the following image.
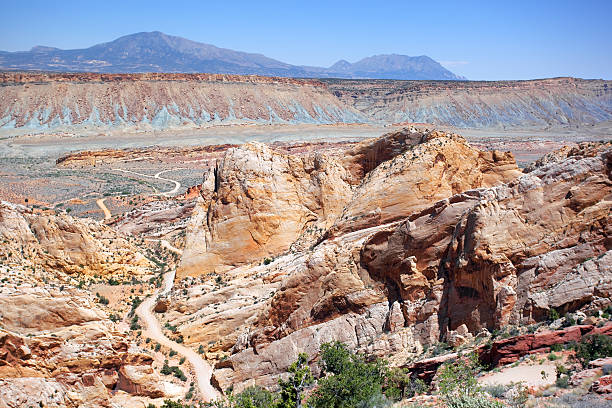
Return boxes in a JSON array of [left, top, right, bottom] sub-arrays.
[[574, 334, 612, 365]]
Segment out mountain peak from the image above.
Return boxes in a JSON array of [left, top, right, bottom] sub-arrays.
[[2, 33, 464, 80], [30, 45, 61, 53]]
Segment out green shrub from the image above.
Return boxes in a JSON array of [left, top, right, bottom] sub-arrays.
[[234, 385, 278, 408], [556, 375, 570, 388], [130, 315, 141, 331], [548, 308, 560, 322], [274, 352, 313, 408], [550, 343, 563, 352], [575, 334, 612, 365], [309, 341, 391, 407]]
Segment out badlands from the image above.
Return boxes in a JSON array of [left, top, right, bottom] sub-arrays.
[[0, 72, 611, 408]]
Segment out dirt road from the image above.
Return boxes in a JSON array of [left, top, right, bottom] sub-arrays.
[[112, 168, 183, 197], [136, 269, 219, 401], [96, 198, 111, 220]]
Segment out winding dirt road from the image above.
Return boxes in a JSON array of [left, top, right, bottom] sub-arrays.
[[136, 269, 219, 402], [96, 198, 112, 220], [112, 168, 184, 197]]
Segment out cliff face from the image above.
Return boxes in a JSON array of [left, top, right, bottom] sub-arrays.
[[176, 128, 519, 278], [1, 73, 611, 132], [325, 77, 612, 128], [0, 73, 366, 131], [165, 130, 610, 391]]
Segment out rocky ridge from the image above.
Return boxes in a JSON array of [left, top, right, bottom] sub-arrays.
[[0, 279, 175, 408], [163, 130, 611, 392]]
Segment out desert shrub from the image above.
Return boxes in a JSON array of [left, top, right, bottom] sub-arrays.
[[483, 383, 507, 398], [506, 382, 528, 408], [438, 353, 482, 398], [575, 334, 612, 365], [602, 364, 612, 375], [161, 401, 183, 408], [309, 341, 391, 407], [431, 341, 451, 356], [555, 393, 612, 408], [548, 308, 560, 322], [563, 313, 577, 327], [438, 353, 504, 408], [445, 394, 504, 408], [556, 375, 570, 388], [161, 361, 187, 381], [130, 315, 141, 331], [234, 385, 278, 408], [278, 353, 314, 408], [550, 343, 563, 352]]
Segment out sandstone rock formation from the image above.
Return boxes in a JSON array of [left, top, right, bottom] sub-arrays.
[[168, 137, 611, 392], [0, 201, 150, 276], [178, 128, 520, 277], [0, 286, 167, 407]]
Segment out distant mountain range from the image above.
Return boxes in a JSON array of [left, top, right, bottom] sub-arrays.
[[0, 31, 464, 80]]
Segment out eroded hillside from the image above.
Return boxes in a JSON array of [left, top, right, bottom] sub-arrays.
[[1, 73, 611, 133]]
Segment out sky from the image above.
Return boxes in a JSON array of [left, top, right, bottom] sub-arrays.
[[1, 0, 611, 80]]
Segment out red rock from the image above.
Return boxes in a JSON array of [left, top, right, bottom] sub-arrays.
[[591, 375, 612, 394]]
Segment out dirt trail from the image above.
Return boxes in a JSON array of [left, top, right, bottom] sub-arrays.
[[112, 168, 183, 197], [96, 198, 111, 220], [136, 269, 219, 401]]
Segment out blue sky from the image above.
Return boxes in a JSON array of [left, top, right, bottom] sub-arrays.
[[1, 0, 610, 80]]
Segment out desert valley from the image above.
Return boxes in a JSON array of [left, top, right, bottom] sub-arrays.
[[0, 20, 611, 408]]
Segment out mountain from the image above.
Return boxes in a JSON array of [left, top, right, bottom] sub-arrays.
[[327, 54, 464, 80], [0, 31, 464, 80]]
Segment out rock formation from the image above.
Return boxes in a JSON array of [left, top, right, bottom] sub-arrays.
[[167, 135, 611, 392], [0, 286, 169, 407], [177, 128, 520, 277], [0, 201, 150, 276]]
